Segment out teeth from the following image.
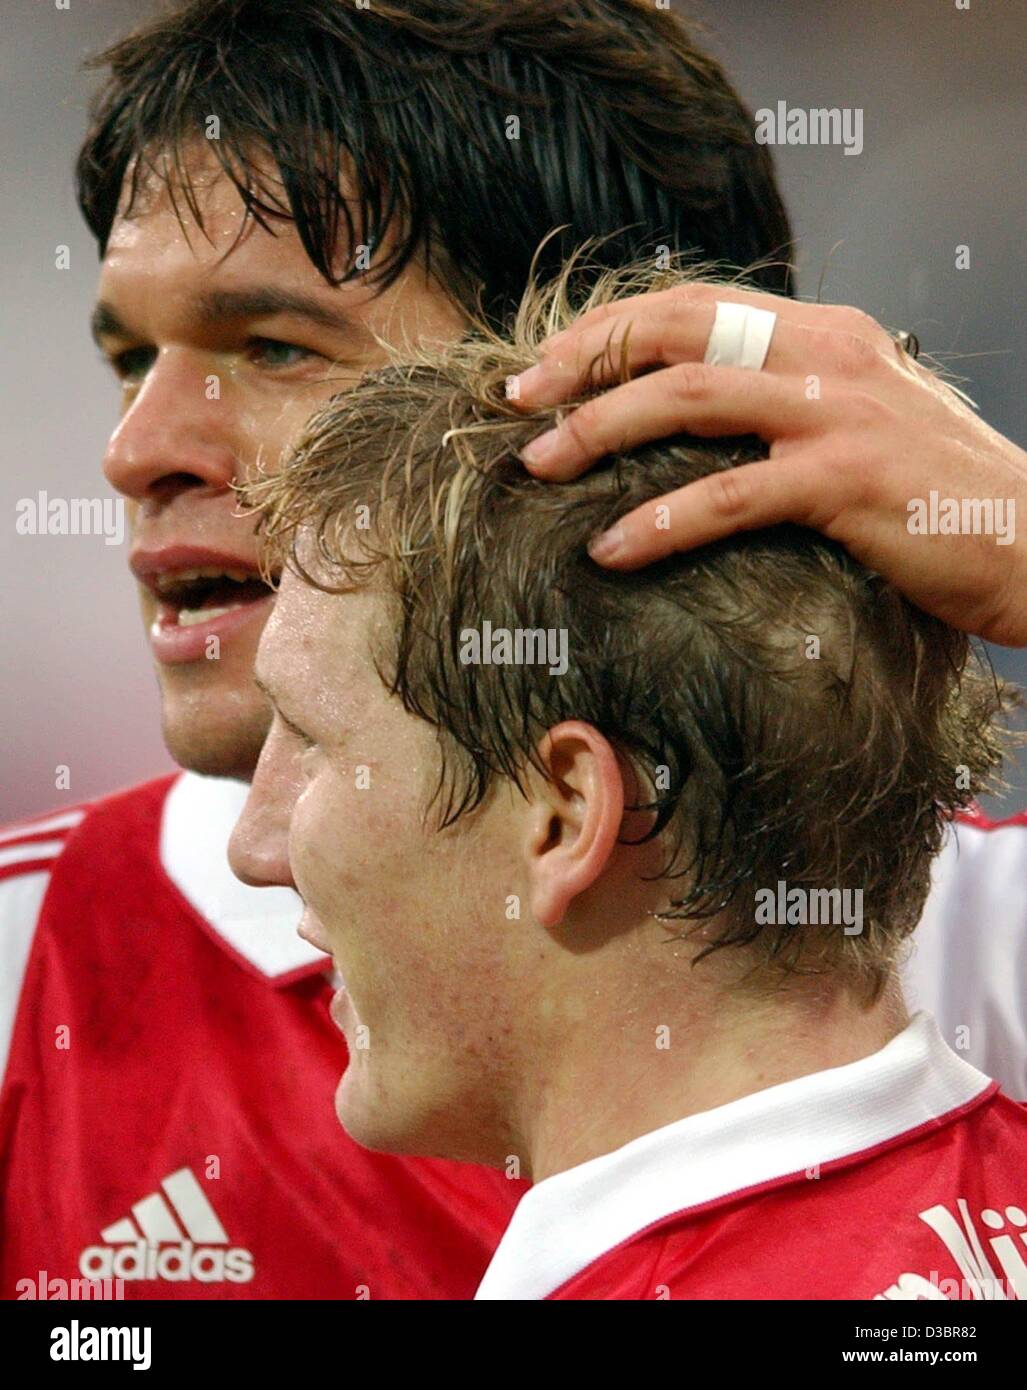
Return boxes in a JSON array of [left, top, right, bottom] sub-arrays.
[[154, 566, 252, 596], [177, 604, 238, 627]]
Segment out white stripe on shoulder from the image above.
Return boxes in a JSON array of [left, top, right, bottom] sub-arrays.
[[0, 870, 52, 1082], [0, 808, 85, 846], [0, 839, 69, 871]]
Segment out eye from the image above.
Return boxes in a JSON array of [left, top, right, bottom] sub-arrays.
[[104, 345, 157, 384], [247, 338, 318, 369], [281, 713, 316, 751]]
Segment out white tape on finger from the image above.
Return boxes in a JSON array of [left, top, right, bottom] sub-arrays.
[[703, 301, 777, 371]]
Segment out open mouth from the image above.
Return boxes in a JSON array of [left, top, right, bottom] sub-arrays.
[[151, 567, 276, 627]]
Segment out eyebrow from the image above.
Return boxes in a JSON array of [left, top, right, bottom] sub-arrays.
[[90, 285, 365, 348], [90, 302, 129, 347]]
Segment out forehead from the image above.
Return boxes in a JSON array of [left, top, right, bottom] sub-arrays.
[[262, 567, 343, 673], [101, 142, 351, 297], [259, 566, 387, 711]]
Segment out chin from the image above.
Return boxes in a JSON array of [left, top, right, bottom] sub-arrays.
[[334, 1063, 491, 1166], [160, 692, 270, 781], [334, 1073, 393, 1153], [333, 1060, 428, 1157]]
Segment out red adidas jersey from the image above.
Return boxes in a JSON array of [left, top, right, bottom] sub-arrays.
[[475, 1015, 1027, 1300], [0, 773, 524, 1300], [1, 776, 1025, 1301]]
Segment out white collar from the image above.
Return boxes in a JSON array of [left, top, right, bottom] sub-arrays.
[[475, 1013, 992, 1300], [159, 771, 327, 984]]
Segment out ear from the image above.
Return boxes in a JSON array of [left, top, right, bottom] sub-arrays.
[[525, 721, 625, 928]]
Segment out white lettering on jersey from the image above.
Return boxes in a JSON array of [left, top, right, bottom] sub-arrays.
[[78, 1167, 254, 1285], [876, 1197, 1026, 1299]]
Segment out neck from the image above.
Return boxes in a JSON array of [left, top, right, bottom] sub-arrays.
[[516, 966, 908, 1185]]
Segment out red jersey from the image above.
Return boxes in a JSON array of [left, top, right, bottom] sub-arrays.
[[0, 773, 524, 1300], [475, 1014, 1026, 1300]]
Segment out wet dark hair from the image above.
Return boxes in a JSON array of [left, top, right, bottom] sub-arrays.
[[75, 0, 794, 324]]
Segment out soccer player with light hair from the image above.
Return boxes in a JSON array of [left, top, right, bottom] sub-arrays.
[[232, 259, 1027, 1299]]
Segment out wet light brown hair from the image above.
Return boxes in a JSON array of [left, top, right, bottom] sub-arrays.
[[247, 255, 1010, 998]]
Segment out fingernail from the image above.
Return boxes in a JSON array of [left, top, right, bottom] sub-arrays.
[[510, 364, 545, 399], [588, 524, 624, 562], [520, 428, 559, 467]]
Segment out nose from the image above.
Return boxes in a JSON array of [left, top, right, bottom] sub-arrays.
[[103, 347, 240, 504], [228, 724, 302, 889]]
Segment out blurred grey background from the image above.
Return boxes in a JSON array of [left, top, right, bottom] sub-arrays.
[[2, 0, 1025, 822]]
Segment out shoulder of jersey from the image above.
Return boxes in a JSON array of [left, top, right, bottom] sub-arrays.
[[0, 774, 179, 888], [953, 804, 1027, 832]]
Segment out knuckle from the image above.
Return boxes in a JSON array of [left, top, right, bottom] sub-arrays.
[[831, 329, 884, 378], [824, 303, 882, 339], [670, 282, 709, 308], [705, 465, 753, 519], [560, 406, 594, 456], [843, 386, 895, 427], [587, 303, 621, 329], [669, 361, 711, 401], [806, 320, 886, 380], [803, 327, 840, 372], [644, 313, 679, 366]]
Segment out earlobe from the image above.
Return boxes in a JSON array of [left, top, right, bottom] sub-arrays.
[[526, 722, 625, 927], [527, 804, 573, 928]]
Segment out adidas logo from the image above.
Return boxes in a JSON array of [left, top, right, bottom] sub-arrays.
[[79, 1167, 254, 1284]]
